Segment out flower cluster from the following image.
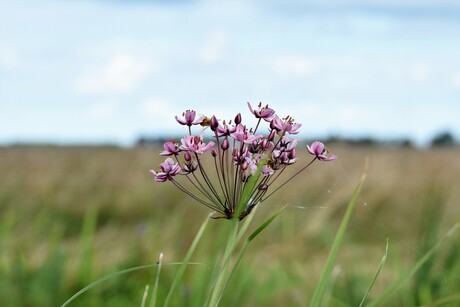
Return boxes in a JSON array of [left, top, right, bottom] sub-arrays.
[[150, 103, 336, 220]]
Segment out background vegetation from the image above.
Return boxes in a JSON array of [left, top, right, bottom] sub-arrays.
[[1, 144, 459, 306]]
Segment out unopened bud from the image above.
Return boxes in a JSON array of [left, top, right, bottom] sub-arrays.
[[221, 138, 229, 150], [184, 151, 191, 161], [211, 149, 218, 157], [234, 113, 242, 125], [210, 115, 219, 131], [261, 139, 268, 149], [259, 184, 268, 191], [241, 161, 249, 170], [268, 129, 276, 141]]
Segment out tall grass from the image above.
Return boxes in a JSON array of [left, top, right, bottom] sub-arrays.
[[1, 145, 459, 306]]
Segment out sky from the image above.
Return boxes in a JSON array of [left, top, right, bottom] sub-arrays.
[[1, 0, 460, 146]]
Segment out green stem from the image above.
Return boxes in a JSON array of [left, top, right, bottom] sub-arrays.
[[207, 219, 239, 307], [309, 163, 367, 307], [163, 214, 211, 307]]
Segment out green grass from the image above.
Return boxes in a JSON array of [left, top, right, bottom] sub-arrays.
[[0, 144, 459, 306]]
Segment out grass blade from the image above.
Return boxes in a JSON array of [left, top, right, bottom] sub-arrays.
[[420, 293, 460, 306], [309, 164, 367, 307], [141, 285, 149, 307], [61, 262, 199, 307], [367, 223, 459, 307], [148, 252, 164, 307], [78, 207, 97, 285], [163, 213, 211, 307], [228, 204, 289, 285], [358, 238, 389, 307]]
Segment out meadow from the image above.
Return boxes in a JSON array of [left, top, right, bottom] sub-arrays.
[[1, 144, 459, 306]]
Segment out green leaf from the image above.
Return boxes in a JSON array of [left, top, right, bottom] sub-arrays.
[[358, 238, 389, 307], [309, 163, 368, 307], [163, 213, 211, 307]]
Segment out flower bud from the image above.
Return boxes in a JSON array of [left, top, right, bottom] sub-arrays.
[[241, 161, 249, 170], [211, 149, 218, 157], [268, 129, 276, 141], [210, 115, 219, 131], [258, 184, 268, 191], [184, 151, 192, 161], [221, 138, 229, 150], [234, 113, 242, 125]]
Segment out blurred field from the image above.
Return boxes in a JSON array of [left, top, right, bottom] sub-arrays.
[[1, 144, 459, 306]]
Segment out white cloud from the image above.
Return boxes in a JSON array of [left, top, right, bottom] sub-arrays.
[[453, 72, 460, 90], [199, 30, 229, 64], [273, 56, 315, 76], [74, 53, 153, 94]]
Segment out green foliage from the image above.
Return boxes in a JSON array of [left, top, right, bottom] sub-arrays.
[[1, 146, 460, 306]]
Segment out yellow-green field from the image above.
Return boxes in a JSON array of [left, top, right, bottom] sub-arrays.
[[1, 144, 459, 306]]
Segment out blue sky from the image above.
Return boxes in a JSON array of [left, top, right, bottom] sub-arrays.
[[1, 0, 459, 146]]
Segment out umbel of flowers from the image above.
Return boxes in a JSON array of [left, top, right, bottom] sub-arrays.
[[150, 103, 336, 220]]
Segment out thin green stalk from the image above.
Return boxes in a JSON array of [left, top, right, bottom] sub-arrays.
[[367, 223, 459, 307], [235, 204, 258, 243], [78, 207, 98, 285], [148, 252, 164, 307], [358, 238, 389, 307], [419, 293, 460, 306], [163, 214, 211, 307], [227, 204, 289, 285], [141, 285, 149, 307], [207, 158, 275, 307], [207, 219, 239, 307], [236, 158, 267, 218], [61, 262, 199, 307], [309, 164, 367, 307]]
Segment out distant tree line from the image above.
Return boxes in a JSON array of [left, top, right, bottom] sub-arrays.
[[430, 131, 456, 147], [135, 131, 458, 149]]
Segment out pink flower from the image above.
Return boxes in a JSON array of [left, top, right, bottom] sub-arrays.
[[248, 102, 276, 122], [160, 140, 180, 156], [231, 124, 263, 144], [262, 165, 274, 176], [307, 141, 336, 161], [217, 121, 236, 137], [150, 158, 181, 182], [270, 116, 301, 134], [175, 110, 204, 126], [180, 134, 215, 154], [150, 103, 335, 220], [277, 136, 299, 152]]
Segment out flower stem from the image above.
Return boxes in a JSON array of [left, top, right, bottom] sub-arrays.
[[207, 219, 239, 307]]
